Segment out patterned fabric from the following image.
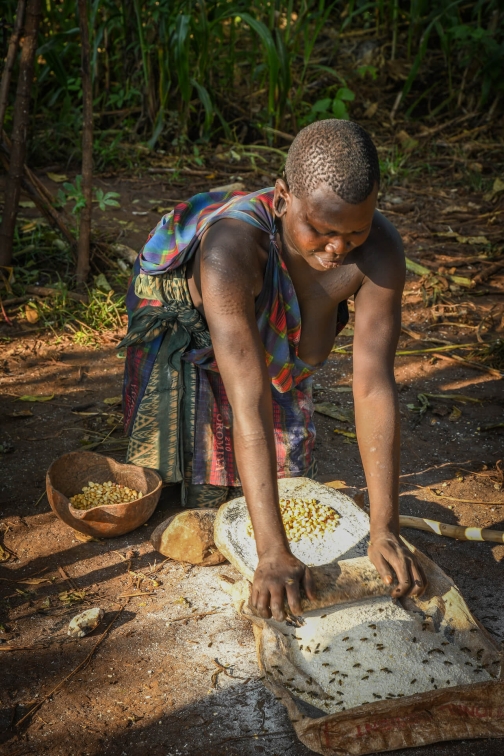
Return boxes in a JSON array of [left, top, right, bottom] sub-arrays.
[[120, 188, 349, 488]]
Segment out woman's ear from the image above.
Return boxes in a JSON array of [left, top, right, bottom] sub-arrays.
[[273, 178, 290, 218]]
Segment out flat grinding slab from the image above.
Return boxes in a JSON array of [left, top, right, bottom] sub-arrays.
[[215, 477, 370, 582]]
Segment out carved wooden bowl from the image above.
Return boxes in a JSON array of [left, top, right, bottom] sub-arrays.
[[46, 451, 162, 538]]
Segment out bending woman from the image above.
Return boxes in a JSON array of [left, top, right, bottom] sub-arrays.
[[120, 119, 426, 620]]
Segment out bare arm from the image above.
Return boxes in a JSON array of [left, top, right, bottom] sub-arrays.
[[200, 221, 315, 619], [353, 221, 426, 597]]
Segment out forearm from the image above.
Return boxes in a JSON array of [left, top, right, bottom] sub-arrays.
[[353, 382, 400, 538], [230, 388, 289, 556]]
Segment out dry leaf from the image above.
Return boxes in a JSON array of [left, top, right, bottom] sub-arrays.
[[324, 480, 348, 490], [363, 102, 378, 118], [103, 396, 122, 405], [18, 577, 53, 585], [456, 235, 491, 246], [449, 406, 462, 422], [59, 590, 86, 605], [18, 394, 54, 402], [209, 182, 245, 193], [19, 200, 36, 208], [25, 305, 39, 324], [8, 409, 33, 418], [0, 545, 11, 562], [333, 428, 357, 440], [396, 130, 418, 151], [21, 221, 37, 233], [483, 177, 504, 202], [47, 172, 68, 183], [315, 403, 355, 423], [72, 529, 100, 542]]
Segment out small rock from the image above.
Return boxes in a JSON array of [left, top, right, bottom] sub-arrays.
[[151, 509, 226, 566], [68, 607, 104, 638]]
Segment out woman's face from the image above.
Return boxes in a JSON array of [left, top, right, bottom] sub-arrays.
[[273, 179, 378, 272]]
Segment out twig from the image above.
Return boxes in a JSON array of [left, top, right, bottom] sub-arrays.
[[57, 565, 79, 592], [262, 126, 294, 142], [473, 260, 504, 285], [478, 422, 504, 432], [401, 482, 504, 506], [15, 605, 124, 727], [34, 490, 46, 507], [0, 141, 76, 250], [397, 461, 471, 479], [431, 352, 503, 379], [25, 285, 88, 303], [167, 610, 221, 623]]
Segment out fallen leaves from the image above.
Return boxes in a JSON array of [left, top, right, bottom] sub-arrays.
[[333, 428, 357, 441], [46, 172, 68, 183], [483, 177, 504, 203], [59, 590, 86, 606], [17, 394, 54, 402], [7, 409, 33, 418], [314, 403, 354, 423]]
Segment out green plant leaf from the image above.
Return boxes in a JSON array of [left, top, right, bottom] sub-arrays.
[[336, 87, 355, 102], [331, 99, 349, 119], [312, 98, 332, 113]]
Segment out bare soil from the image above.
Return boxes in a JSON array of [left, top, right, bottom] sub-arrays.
[[1, 173, 503, 756]]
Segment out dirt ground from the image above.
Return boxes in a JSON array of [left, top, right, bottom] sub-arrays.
[[1, 172, 503, 756]]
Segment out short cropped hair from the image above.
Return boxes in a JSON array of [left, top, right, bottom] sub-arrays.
[[284, 119, 380, 204]]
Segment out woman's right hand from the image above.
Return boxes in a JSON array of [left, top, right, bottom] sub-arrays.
[[251, 547, 316, 621]]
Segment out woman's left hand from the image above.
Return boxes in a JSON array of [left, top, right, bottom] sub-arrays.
[[368, 531, 427, 598]]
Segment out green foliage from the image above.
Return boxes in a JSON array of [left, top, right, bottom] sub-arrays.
[[57, 177, 120, 219], [1, 0, 502, 161], [302, 87, 356, 125]]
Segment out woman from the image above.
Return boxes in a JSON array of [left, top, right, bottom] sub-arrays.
[[121, 119, 426, 621]]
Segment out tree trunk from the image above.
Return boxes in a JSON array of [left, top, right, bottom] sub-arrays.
[[76, 0, 93, 285], [0, 0, 27, 135], [1, 129, 76, 251], [0, 0, 41, 267]]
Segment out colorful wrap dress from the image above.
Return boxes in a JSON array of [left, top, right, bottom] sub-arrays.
[[119, 188, 349, 505]]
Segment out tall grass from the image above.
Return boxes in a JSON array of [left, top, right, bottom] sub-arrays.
[[1, 0, 502, 160]]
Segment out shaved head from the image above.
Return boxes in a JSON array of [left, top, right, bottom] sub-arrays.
[[284, 119, 380, 204]]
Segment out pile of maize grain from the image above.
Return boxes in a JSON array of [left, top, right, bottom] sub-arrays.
[[69, 481, 141, 510], [246, 497, 340, 542]]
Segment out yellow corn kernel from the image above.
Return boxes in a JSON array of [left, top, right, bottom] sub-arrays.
[[70, 481, 141, 510], [246, 497, 340, 542]]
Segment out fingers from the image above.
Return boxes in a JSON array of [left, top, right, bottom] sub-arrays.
[[252, 585, 272, 619], [371, 550, 396, 588], [303, 566, 317, 603], [407, 556, 427, 598], [285, 578, 302, 617], [389, 551, 412, 597], [269, 584, 287, 622], [369, 537, 429, 599]]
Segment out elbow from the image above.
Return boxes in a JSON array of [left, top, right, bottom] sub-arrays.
[[352, 370, 398, 402]]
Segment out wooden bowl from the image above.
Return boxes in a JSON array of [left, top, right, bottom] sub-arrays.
[[46, 451, 162, 538]]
